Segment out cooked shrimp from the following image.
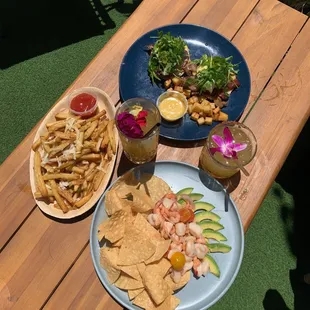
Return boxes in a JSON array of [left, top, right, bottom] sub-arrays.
[[147, 213, 163, 228], [170, 270, 182, 283], [181, 261, 193, 275], [161, 221, 173, 239], [195, 261, 209, 277], [185, 239, 196, 257], [171, 242, 182, 252], [188, 222, 203, 237], [171, 233, 181, 244], [175, 222, 186, 236], [194, 243, 208, 259], [196, 236, 206, 244], [162, 208, 181, 224]]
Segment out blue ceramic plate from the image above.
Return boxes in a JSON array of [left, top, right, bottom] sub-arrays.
[[90, 161, 244, 310], [119, 24, 251, 141]]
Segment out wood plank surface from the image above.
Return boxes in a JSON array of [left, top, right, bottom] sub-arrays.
[[44, 244, 120, 310], [235, 19, 310, 230], [233, 0, 307, 115], [44, 2, 310, 309], [0, 0, 197, 251], [0, 0, 309, 308], [183, 0, 260, 40]]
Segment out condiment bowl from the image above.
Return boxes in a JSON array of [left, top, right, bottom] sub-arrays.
[[156, 90, 188, 122]]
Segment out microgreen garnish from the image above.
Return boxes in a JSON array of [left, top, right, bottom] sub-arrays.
[[148, 31, 187, 84], [192, 55, 239, 94]]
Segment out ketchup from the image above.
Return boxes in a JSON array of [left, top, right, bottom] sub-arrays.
[[70, 93, 97, 118]]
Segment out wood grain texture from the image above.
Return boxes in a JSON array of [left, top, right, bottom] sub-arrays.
[[0, 208, 92, 309], [44, 245, 120, 310], [230, 19, 310, 230], [0, 0, 196, 252], [233, 0, 307, 116], [183, 0, 259, 40], [63, 0, 199, 104]]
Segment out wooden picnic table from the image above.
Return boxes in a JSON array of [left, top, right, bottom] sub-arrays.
[[0, 0, 309, 308]]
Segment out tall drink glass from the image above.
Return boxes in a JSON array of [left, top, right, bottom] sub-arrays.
[[115, 98, 160, 164], [199, 122, 257, 178]]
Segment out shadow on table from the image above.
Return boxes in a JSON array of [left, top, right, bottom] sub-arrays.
[[263, 120, 310, 309], [0, 0, 142, 69]]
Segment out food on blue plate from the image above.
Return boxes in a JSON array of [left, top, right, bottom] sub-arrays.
[[97, 173, 231, 309], [148, 32, 240, 126]]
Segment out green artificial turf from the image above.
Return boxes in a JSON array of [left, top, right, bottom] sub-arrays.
[[1, 1, 308, 309]]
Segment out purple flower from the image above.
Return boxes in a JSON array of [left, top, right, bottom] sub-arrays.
[[117, 112, 143, 138], [210, 127, 247, 159]]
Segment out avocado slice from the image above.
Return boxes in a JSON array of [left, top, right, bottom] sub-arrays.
[[189, 193, 204, 201], [203, 229, 227, 241], [176, 187, 194, 196], [195, 211, 221, 223], [197, 220, 224, 231], [204, 254, 220, 277], [194, 201, 215, 212], [207, 243, 232, 253]]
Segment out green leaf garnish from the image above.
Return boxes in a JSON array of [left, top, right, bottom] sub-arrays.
[[148, 31, 187, 84], [192, 55, 239, 94]]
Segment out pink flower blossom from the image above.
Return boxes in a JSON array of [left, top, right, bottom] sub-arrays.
[[210, 127, 247, 159]]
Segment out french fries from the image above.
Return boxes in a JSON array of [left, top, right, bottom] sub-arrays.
[[32, 106, 117, 213]]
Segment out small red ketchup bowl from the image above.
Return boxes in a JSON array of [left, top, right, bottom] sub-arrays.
[[68, 88, 98, 118]]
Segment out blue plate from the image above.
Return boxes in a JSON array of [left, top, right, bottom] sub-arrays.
[[119, 24, 251, 141], [90, 161, 244, 310]]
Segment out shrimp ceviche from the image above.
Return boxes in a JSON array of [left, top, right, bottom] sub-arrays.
[[148, 192, 210, 283]]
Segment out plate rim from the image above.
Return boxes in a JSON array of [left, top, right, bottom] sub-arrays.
[[29, 86, 119, 219], [90, 160, 245, 310], [119, 23, 251, 141]]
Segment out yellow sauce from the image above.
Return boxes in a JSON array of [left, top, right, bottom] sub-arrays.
[[158, 97, 185, 121]]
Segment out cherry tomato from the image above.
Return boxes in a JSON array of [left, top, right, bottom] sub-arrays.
[[170, 252, 186, 271], [179, 208, 195, 223]]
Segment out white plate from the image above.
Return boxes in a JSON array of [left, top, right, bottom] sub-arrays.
[[90, 161, 244, 309], [29, 87, 118, 219]]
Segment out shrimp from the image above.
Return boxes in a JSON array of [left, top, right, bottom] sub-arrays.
[[161, 221, 173, 239], [185, 239, 196, 257], [192, 256, 201, 276], [195, 261, 210, 277], [194, 243, 208, 259], [196, 236, 207, 244], [161, 208, 181, 224], [175, 222, 186, 236], [147, 214, 163, 228], [181, 261, 193, 275], [170, 270, 182, 283], [170, 242, 182, 252], [171, 233, 181, 244], [188, 222, 203, 237], [182, 252, 193, 262]]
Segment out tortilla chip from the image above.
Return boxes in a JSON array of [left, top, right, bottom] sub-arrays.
[[137, 263, 146, 278], [134, 213, 162, 244], [100, 247, 120, 284], [97, 220, 108, 242], [112, 238, 123, 247], [150, 258, 171, 278], [136, 174, 172, 204], [142, 265, 173, 305], [128, 288, 144, 300], [104, 189, 124, 216], [115, 172, 171, 204], [98, 210, 132, 243], [130, 188, 154, 213], [145, 240, 171, 264], [170, 295, 181, 309], [133, 290, 155, 309], [165, 271, 191, 291], [118, 226, 156, 266], [121, 265, 141, 281], [114, 272, 144, 290]]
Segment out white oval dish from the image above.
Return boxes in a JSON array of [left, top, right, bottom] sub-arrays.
[[29, 87, 118, 219]]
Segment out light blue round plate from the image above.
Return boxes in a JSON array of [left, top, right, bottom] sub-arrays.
[[90, 161, 244, 310]]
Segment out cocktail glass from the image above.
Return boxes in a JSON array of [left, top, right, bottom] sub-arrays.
[[115, 98, 160, 164], [199, 122, 257, 179]]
